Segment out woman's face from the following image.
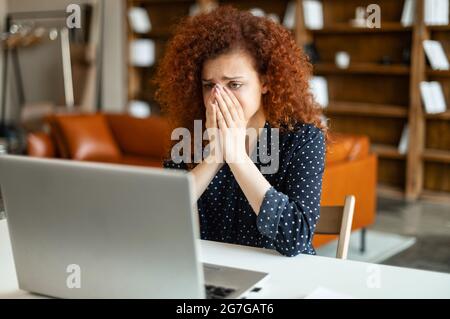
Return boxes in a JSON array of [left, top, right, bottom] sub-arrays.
[[201, 50, 267, 122]]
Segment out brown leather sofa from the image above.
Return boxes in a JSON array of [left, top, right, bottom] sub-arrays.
[[27, 113, 377, 249]]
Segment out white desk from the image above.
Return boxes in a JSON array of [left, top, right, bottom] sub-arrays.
[[1, 219, 449, 299]]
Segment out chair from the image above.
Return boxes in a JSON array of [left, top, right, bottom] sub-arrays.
[[316, 195, 356, 259]]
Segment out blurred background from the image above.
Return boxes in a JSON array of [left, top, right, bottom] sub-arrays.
[[0, 0, 448, 273]]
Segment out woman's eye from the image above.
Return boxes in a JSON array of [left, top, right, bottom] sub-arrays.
[[203, 84, 213, 89], [228, 82, 242, 89]]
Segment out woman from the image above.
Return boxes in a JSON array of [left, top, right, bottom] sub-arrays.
[[154, 6, 328, 257]]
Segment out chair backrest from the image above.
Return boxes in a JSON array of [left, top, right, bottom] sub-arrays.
[[316, 195, 356, 259]]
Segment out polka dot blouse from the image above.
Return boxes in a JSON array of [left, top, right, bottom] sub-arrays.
[[164, 122, 325, 257]]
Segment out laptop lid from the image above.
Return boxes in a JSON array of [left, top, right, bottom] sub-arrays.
[[0, 155, 205, 298]]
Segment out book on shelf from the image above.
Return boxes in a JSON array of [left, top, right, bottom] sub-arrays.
[[424, 0, 449, 26], [310, 76, 328, 108], [189, 2, 217, 16], [128, 7, 151, 34], [128, 100, 151, 118], [250, 8, 265, 17], [249, 8, 280, 23], [283, 0, 323, 30], [420, 81, 447, 114], [423, 40, 450, 70], [283, 1, 296, 29], [303, 0, 323, 30], [398, 124, 409, 155], [130, 39, 155, 67], [401, 0, 416, 26]]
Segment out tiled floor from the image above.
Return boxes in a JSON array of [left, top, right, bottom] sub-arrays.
[[372, 196, 450, 274]]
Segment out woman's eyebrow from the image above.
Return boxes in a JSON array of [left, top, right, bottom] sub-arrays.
[[202, 76, 245, 82]]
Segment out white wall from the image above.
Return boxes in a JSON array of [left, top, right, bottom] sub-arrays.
[[1, 0, 126, 122]]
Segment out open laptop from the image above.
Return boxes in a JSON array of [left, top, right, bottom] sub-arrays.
[[0, 155, 268, 299]]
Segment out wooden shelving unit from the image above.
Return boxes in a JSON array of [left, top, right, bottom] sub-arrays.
[[125, 0, 450, 201], [293, 0, 450, 202], [419, 2, 450, 201]]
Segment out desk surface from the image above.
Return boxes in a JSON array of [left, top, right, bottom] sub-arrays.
[[1, 219, 449, 299]]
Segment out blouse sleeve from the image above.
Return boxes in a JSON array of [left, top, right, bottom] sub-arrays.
[[256, 126, 326, 257]]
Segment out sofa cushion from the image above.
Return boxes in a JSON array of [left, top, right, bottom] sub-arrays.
[[325, 133, 370, 165], [54, 114, 122, 163], [105, 114, 170, 159]]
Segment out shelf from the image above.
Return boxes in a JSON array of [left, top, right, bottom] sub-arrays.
[[324, 102, 408, 118], [426, 69, 450, 77], [371, 144, 406, 159], [314, 63, 410, 76], [425, 111, 450, 120], [423, 149, 450, 163], [427, 25, 450, 32], [311, 23, 412, 34]]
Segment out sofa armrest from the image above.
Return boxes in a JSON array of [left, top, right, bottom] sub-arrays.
[[27, 132, 56, 158], [314, 153, 378, 248], [321, 153, 378, 228]]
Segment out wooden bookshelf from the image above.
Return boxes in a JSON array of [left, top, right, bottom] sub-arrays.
[[421, 3, 450, 200], [125, 0, 450, 201], [296, 0, 450, 201]]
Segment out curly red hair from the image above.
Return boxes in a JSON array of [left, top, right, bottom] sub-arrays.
[[153, 5, 328, 155]]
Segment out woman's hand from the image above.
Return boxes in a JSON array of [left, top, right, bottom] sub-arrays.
[[204, 87, 222, 163], [214, 85, 248, 163], [205, 88, 218, 134]]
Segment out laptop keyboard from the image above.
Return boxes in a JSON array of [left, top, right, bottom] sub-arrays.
[[205, 284, 236, 299]]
